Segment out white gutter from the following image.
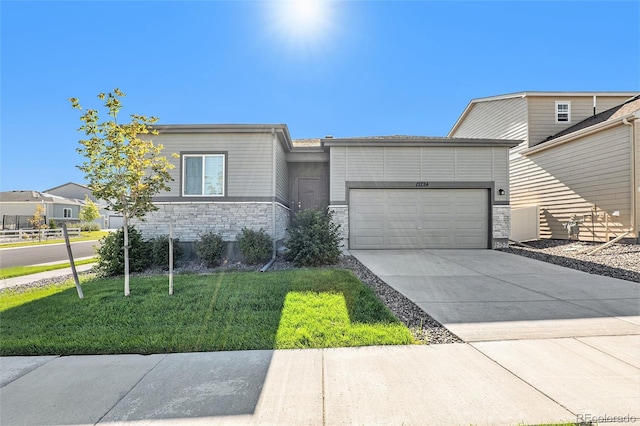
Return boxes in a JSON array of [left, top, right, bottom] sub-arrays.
[[622, 115, 637, 239]]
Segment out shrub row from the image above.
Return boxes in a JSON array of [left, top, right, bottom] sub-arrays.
[[95, 210, 342, 276], [48, 220, 100, 231], [95, 227, 184, 277], [95, 227, 270, 276]]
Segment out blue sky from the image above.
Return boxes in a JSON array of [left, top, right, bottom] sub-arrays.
[[1, 0, 639, 192]]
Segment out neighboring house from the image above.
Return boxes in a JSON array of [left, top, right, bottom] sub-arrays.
[[45, 182, 112, 228], [448, 91, 640, 243], [132, 124, 518, 250], [45, 182, 100, 203], [0, 190, 84, 229]]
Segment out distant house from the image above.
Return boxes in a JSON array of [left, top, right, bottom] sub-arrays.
[[44, 182, 113, 228], [0, 190, 84, 229], [131, 124, 518, 250], [44, 182, 100, 203], [449, 91, 640, 243]]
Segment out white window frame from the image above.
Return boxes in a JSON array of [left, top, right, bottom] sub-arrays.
[[63, 208, 72, 218], [182, 154, 226, 197], [555, 101, 571, 123]]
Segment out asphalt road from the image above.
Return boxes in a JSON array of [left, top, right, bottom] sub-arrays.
[[0, 241, 100, 268]]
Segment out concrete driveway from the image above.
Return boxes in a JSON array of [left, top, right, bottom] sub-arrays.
[[351, 249, 640, 342]]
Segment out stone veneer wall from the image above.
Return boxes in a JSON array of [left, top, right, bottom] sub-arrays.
[[492, 205, 511, 249], [131, 202, 290, 242], [328, 205, 349, 252]]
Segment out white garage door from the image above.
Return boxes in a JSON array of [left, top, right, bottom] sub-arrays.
[[349, 189, 489, 249], [108, 215, 124, 229]]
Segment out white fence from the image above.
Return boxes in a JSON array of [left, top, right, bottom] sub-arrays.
[[510, 205, 540, 242], [0, 228, 82, 243]]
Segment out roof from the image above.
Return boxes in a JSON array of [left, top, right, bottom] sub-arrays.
[[43, 182, 91, 193], [543, 95, 640, 142], [153, 123, 295, 152], [448, 91, 640, 136], [322, 135, 521, 148], [0, 190, 84, 205]]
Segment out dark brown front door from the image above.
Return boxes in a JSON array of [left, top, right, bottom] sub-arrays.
[[298, 178, 323, 212]]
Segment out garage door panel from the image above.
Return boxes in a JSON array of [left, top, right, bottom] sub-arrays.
[[352, 221, 385, 231], [355, 205, 384, 214], [387, 220, 417, 233], [420, 205, 452, 214], [455, 220, 486, 230], [350, 189, 488, 249]]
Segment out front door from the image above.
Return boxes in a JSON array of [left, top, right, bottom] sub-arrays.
[[297, 178, 322, 212]]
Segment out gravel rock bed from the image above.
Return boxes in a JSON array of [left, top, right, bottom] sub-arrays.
[[499, 240, 640, 283]]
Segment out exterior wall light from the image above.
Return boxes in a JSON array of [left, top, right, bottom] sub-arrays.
[[498, 189, 505, 195]]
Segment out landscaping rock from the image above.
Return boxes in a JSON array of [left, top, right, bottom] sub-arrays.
[[499, 240, 640, 283]]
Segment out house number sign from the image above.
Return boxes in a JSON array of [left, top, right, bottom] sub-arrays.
[[415, 182, 429, 187]]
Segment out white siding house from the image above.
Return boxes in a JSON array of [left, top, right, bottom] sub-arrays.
[[449, 92, 640, 243]]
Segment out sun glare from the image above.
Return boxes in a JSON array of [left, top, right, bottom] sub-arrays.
[[288, 0, 325, 31], [267, 0, 337, 56]]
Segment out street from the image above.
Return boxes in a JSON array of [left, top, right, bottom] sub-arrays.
[[0, 241, 99, 268]]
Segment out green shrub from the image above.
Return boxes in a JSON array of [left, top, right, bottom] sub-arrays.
[[95, 226, 150, 277], [48, 219, 57, 229], [195, 231, 225, 267], [148, 235, 183, 270], [285, 209, 342, 267], [237, 228, 272, 264]]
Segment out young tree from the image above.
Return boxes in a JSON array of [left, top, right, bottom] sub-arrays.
[[29, 204, 48, 242], [70, 89, 176, 296], [79, 195, 100, 224]]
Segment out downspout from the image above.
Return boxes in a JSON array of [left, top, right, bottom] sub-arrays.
[[622, 116, 637, 241], [261, 127, 278, 272]]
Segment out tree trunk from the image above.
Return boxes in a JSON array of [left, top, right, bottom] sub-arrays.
[[123, 214, 130, 296]]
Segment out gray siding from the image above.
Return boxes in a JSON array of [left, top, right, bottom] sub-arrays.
[[452, 97, 528, 141], [46, 184, 94, 202], [0, 202, 46, 217], [330, 148, 347, 202], [330, 146, 509, 203], [276, 139, 289, 202], [52, 204, 79, 219], [527, 96, 631, 146], [153, 132, 274, 198], [512, 124, 632, 241]]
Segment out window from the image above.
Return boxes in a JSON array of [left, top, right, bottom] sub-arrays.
[[63, 208, 72, 218], [183, 154, 225, 196], [555, 101, 571, 123]]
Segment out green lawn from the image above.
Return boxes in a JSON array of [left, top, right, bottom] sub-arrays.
[[0, 257, 97, 279], [0, 231, 108, 248], [0, 269, 415, 355]]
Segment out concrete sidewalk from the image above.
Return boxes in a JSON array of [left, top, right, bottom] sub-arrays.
[[1, 339, 639, 425], [0, 263, 95, 290]]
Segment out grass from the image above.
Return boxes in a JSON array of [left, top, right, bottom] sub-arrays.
[[0, 257, 97, 279], [0, 230, 108, 248], [0, 269, 415, 355]]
